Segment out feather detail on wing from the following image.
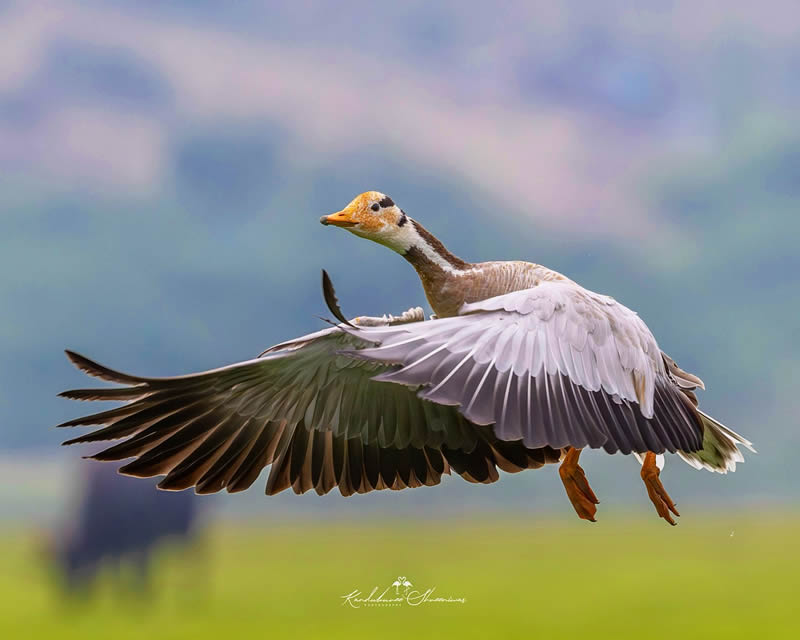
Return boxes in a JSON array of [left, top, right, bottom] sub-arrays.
[[59, 315, 560, 495], [345, 281, 706, 454]]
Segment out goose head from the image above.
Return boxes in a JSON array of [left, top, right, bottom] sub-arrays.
[[320, 191, 411, 253]]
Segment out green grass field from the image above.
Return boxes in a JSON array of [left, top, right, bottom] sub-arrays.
[[1, 513, 797, 639]]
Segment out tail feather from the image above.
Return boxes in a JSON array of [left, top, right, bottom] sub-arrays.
[[678, 410, 755, 473]]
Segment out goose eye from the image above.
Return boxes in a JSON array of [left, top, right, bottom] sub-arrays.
[[371, 203, 380, 212]]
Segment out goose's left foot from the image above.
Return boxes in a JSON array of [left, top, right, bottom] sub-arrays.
[[641, 452, 680, 526], [559, 448, 600, 523]]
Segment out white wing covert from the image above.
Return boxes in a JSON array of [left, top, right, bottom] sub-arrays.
[[346, 282, 704, 454]]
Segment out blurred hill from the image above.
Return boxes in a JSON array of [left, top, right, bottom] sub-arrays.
[[1, 0, 797, 509]]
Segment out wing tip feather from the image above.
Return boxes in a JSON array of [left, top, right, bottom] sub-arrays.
[[63, 349, 145, 385]]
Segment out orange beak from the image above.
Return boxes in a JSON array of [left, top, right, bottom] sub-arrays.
[[320, 210, 358, 228]]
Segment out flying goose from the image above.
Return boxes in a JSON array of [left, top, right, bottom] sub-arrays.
[[59, 191, 754, 525]]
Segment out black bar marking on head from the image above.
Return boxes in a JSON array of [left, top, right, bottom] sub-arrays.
[[398, 210, 408, 227], [378, 196, 394, 208]]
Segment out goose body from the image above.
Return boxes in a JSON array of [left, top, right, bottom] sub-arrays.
[[59, 191, 754, 524], [408, 256, 568, 320]]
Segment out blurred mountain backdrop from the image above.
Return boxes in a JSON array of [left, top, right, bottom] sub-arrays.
[[1, 0, 798, 516]]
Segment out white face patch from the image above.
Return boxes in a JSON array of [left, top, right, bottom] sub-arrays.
[[347, 206, 417, 253], [349, 216, 477, 275]]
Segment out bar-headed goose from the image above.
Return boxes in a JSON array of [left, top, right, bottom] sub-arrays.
[[59, 191, 754, 525]]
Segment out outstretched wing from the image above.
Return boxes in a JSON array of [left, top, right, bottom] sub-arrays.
[[59, 324, 559, 496], [346, 281, 704, 455]]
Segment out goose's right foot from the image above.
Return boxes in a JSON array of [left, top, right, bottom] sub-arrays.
[[640, 452, 680, 526], [559, 447, 600, 523]]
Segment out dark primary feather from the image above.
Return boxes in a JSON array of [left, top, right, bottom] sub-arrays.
[[321, 269, 355, 328]]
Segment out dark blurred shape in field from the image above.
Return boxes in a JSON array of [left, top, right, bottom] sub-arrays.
[[45, 462, 204, 598]]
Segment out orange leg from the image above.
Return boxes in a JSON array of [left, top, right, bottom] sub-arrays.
[[558, 448, 600, 523], [641, 452, 680, 526]]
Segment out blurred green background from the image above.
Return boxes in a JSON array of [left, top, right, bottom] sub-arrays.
[[4, 517, 799, 639], [0, 0, 797, 637]]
